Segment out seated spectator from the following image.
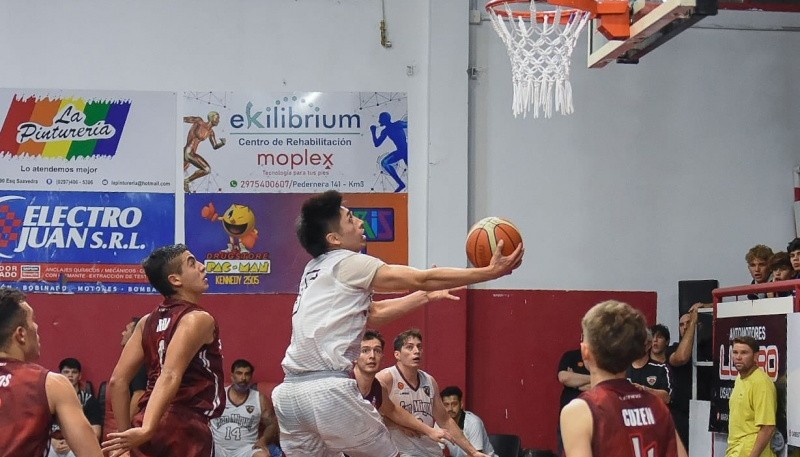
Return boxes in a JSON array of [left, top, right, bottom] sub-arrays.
[[440, 386, 497, 457], [767, 252, 794, 297], [745, 244, 774, 299], [49, 357, 102, 457], [626, 329, 671, 404], [788, 238, 800, 278], [210, 359, 281, 457]]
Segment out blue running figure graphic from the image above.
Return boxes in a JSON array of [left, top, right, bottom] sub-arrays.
[[370, 112, 408, 192]]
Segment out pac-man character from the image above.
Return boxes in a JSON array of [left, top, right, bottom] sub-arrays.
[[201, 202, 259, 252]]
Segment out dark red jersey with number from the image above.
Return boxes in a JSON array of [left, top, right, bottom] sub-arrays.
[[579, 378, 679, 457], [138, 298, 225, 418], [0, 358, 53, 457]]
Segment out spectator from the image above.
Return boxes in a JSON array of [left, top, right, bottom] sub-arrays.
[[627, 329, 671, 404], [211, 359, 281, 457], [727, 336, 776, 457], [665, 304, 702, 449], [649, 324, 670, 365], [49, 358, 103, 457], [440, 386, 497, 457], [786, 238, 800, 278], [0, 287, 102, 457], [745, 245, 774, 299], [556, 346, 590, 455], [766, 252, 794, 297]]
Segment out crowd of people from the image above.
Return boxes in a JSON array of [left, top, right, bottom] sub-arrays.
[[1, 190, 796, 457]]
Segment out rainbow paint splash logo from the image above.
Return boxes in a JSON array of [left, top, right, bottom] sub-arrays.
[[0, 96, 131, 159]]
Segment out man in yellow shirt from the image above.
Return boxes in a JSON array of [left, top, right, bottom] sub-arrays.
[[726, 336, 776, 457]]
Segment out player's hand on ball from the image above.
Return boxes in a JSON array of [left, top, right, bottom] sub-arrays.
[[489, 239, 524, 276]]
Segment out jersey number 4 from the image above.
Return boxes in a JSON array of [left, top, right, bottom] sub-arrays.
[[631, 436, 656, 457]]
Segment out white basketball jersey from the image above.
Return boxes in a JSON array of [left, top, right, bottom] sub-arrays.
[[383, 365, 441, 456], [282, 249, 382, 374], [210, 386, 261, 451]]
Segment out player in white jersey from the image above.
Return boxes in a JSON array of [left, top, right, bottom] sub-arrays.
[[377, 329, 492, 457], [272, 190, 523, 457], [211, 359, 278, 457]]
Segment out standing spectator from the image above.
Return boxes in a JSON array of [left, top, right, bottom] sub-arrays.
[[0, 287, 103, 457], [556, 346, 590, 455], [49, 358, 103, 457], [649, 324, 670, 365], [745, 245, 774, 299], [665, 303, 702, 449], [440, 386, 497, 457], [560, 300, 685, 457], [103, 317, 148, 444], [377, 329, 492, 457], [727, 336, 776, 457], [627, 329, 672, 404], [102, 244, 225, 457]]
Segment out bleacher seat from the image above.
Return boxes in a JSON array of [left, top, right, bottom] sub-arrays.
[[489, 434, 522, 457]]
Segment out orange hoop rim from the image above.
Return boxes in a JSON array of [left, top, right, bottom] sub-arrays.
[[485, 0, 591, 23]]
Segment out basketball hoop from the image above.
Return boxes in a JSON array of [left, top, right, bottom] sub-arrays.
[[486, 0, 592, 118]]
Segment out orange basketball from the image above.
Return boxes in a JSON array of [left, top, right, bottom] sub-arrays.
[[465, 217, 522, 268]]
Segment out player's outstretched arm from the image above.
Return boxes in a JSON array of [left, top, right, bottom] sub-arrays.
[[377, 382, 453, 444], [371, 240, 523, 293], [108, 315, 148, 432], [367, 288, 462, 327], [102, 311, 215, 457], [560, 398, 593, 457], [47, 373, 103, 457]]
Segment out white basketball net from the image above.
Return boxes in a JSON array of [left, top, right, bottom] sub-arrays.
[[487, 2, 591, 118]]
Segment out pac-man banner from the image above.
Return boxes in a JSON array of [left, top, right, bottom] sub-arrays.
[[184, 192, 407, 293], [0, 88, 176, 193]]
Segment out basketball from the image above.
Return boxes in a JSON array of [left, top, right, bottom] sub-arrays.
[[465, 217, 522, 268]]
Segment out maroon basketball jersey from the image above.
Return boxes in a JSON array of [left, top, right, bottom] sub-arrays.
[[580, 378, 679, 457], [0, 358, 53, 457], [139, 298, 225, 418]]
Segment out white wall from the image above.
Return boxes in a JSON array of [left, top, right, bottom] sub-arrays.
[[0, 0, 469, 271], [469, 10, 800, 327], [1, 1, 798, 330]]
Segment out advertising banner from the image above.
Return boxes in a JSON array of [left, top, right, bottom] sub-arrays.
[[0, 191, 174, 293], [788, 313, 800, 448], [184, 192, 407, 293], [181, 92, 408, 194], [710, 313, 787, 443], [0, 88, 176, 193]]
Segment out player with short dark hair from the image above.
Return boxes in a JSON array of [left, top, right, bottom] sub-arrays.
[[560, 300, 686, 457], [273, 190, 523, 457], [102, 244, 225, 457], [0, 287, 103, 457]]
